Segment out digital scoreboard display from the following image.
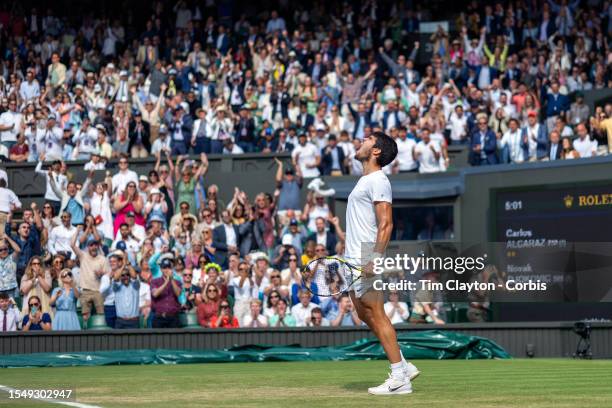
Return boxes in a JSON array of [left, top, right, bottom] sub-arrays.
[[495, 183, 612, 243], [493, 183, 612, 305]]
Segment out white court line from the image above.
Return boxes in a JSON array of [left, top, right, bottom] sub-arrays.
[[0, 385, 101, 408]]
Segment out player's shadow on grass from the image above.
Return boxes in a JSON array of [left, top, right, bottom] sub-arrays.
[[342, 382, 372, 391]]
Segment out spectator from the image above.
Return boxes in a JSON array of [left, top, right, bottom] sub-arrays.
[[50, 268, 81, 331], [211, 300, 239, 328], [572, 123, 598, 158], [0, 178, 21, 234], [212, 210, 240, 268], [182, 268, 201, 312], [414, 128, 443, 173], [469, 117, 498, 166], [0, 236, 20, 299], [320, 134, 346, 176], [19, 256, 51, 316], [22, 295, 52, 331], [111, 154, 138, 195], [242, 298, 268, 327], [384, 291, 410, 324], [0, 292, 20, 332], [70, 232, 108, 325], [150, 258, 183, 328], [197, 283, 221, 328], [561, 137, 580, 159], [112, 265, 141, 329], [545, 130, 562, 161], [307, 217, 338, 256], [292, 133, 321, 178], [306, 307, 330, 327], [328, 293, 361, 326], [290, 289, 317, 327], [50, 172, 92, 226], [521, 111, 549, 161], [269, 298, 296, 327]]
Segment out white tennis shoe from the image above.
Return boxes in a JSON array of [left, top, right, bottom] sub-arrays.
[[367, 373, 413, 396], [404, 362, 421, 380]]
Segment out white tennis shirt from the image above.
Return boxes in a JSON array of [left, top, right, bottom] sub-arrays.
[[344, 170, 392, 263]]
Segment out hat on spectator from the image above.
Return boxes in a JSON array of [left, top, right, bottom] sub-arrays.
[[159, 253, 175, 266], [91, 149, 101, 157], [106, 63, 115, 69], [108, 249, 124, 259], [126, 211, 135, 217], [281, 234, 293, 246], [93, 84, 102, 92], [527, 110, 537, 118], [74, 84, 84, 90], [86, 237, 99, 246], [284, 167, 294, 175], [139, 175, 148, 182], [160, 259, 174, 269], [134, 110, 142, 117], [149, 214, 165, 223], [95, 124, 106, 132], [149, 188, 161, 195], [47, 114, 56, 121], [182, 213, 198, 224], [168, 68, 177, 75], [116, 241, 127, 251], [159, 124, 168, 134], [251, 252, 269, 264], [119, 70, 128, 77], [216, 105, 227, 113], [289, 218, 299, 226]]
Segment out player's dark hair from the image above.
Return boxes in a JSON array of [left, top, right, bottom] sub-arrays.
[[372, 131, 398, 168]]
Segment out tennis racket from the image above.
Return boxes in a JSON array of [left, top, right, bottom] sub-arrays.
[[300, 257, 362, 297]]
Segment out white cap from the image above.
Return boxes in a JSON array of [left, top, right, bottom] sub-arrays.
[[281, 234, 293, 246]]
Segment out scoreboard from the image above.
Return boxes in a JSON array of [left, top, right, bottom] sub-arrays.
[[493, 183, 612, 305]]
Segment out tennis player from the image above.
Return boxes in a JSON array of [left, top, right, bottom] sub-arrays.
[[345, 131, 419, 395]]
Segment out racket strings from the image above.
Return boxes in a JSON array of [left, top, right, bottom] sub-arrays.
[[305, 258, 352, 296]]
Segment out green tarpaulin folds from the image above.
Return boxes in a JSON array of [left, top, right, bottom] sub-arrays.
[[0, 330, 510, 368]]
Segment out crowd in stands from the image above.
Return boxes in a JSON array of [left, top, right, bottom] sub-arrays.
[[1, 0, 611, 331]]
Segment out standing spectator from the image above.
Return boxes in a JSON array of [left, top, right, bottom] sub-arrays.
[[230, 261, 254, 322], [112, 265, 141, 329], [546, 130, 562, 161], [384, 291, 410, 324], [521, 111, 549, 161], [0, 236, 20, 299], [292, 134, 321, 178], [0, 99, 21, 149], [21, 295, 52, 331], [499, 118, 525, 163], [572, 123, 598, 158], [49, 269, 81, 331], [469, 117, 498, 165], [129, 112, 151, 159], [150, 258, 182, 328], [46, 52, 67, 94], [0, 178, 21, 234], [0, 292, 20, 332], [197, 283, 220, 328], [414, 128, 443, 173], [50, 172, 93, 226], [212, 210, 240, 268], [35, 159, 66, 214], [394, 127, 418, 172], [320, 135, 346, 176], [568, 92, 590, 126], [543, 81, 569, 132], [20, 256, 52, 316], [70, 232, 108, 325], [111, 154, 139, 195]]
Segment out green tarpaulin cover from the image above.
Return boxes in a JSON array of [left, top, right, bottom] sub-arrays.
[[0, 330, 510, 368]]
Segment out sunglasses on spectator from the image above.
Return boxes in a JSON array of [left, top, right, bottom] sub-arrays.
[[54, 260, 64, 264], [271, 275, 280, 279], [203, 213, 212, 217], [62, 272, 73, 278], [43, 205, 51, 209], [183, 273, 192, 277], [239, 267, 249, 271], [221, 304, 230, 308], [29, 302, 40, 307], [289, 258, 297, 262], [207, 288, 218, 293], [32, 261, 41, 265], [315, 249, 325, 252], [61, 216, 70, 220], [0, 247, 8, 252]]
